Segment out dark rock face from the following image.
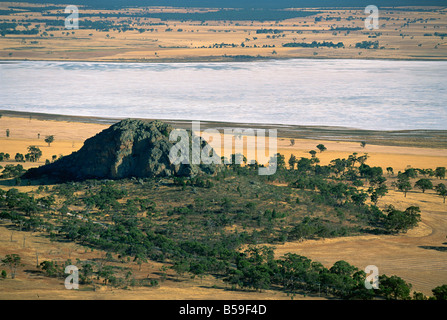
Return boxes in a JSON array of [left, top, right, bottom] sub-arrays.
[[23, 119, 220, 182]]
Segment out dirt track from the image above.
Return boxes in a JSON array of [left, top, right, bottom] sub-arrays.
[[274, 189, 447, 296]]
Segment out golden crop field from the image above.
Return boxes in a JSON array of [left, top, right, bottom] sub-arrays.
[[0, 3, 446, 62]]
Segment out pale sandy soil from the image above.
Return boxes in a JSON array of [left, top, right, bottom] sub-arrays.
[[0, 116, 108, 169], [275, 138, 447, 173], [206, 132, 447, 172], [2, 116, 446, 172], [0, 115, 446, 298]]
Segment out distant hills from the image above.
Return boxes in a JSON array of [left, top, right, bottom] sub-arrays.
[[6, 0, 447, 9]]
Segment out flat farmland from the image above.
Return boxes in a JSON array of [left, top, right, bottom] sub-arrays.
[[0, 3, 446, 62]]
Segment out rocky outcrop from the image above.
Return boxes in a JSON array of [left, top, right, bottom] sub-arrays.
[[23, 119, 220, 182]]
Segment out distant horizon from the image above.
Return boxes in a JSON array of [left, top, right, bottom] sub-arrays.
[[3, 0, 447, 9]]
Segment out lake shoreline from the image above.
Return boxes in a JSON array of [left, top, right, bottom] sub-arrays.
[[2, 109, 446, 149], [1, 54, 447, 64]]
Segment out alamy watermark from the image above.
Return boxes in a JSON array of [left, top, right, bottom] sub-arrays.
[[365, 265, 379, 290], [65, 5, 79, 30], [169, 121, 278, 176], [365, 5, 379, 30], [64, 265, 79, 290]]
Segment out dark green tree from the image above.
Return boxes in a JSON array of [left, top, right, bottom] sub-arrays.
[[330, 158, 347, 176], [351, 190, 368, 206], [14, 153, 24, 162], [40, 260, 60, 277], [412, 291, 427, 300], [45, 135, 54, 147], [435, 167, 446, 179], [378, 275, 412, 300], [384, 205, 421, 233], [403, 168, 418, 179], [297, 157, 313, 173], [396, 173, 412, 197], [275, 153, 286, 170], [414, 178, 433, 193], [432, 284, 447, 300], [80, 263, 94, 284], [386, 167, 394, 176], [1, 254, 22, 279], [26, 146, 42, 162], [435, 183, 447, 203], [316, 144, 327, 153], [288, 154, 297, 170], [373, 184, 388, 203]]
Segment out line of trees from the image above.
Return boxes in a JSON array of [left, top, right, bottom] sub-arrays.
[[283, 41, 344, 48], [393, 167, 446, 201], [355, 40, 379, 49], [0, 22, 39, 36], [0, 164, 26, 179], [225, 246, 445, 300], [0, 152, 10, 162], [11, 146, 43, 163], [256, 29, 284, 34], [1, 249, 446, 300]]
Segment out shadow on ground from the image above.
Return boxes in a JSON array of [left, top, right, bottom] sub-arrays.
[[419, 245, 447, 252]]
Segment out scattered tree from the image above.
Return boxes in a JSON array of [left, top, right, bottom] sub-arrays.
[[432, 284, 447, 300], [403, 168, 418, 179], [26, 146, 42, 162], [316, 144, 327, 153], [45, 135, 54, 147], [1, 254, 22, 279], [288, 154, 297, 170], [273, 153, 286, 170], [14, 153, 24, 162], [384, 205, 421, 233], [414, 179, 433, 193], [435, 183, 447, 203], [412, 291, 428, 300], [378, 274, 412, 300], [386, 167, 394, 176], [396, 174, 412, 197], [435, 167, 446, 179]]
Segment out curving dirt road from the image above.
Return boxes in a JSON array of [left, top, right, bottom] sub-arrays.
[[273, 188, 447, 296]]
